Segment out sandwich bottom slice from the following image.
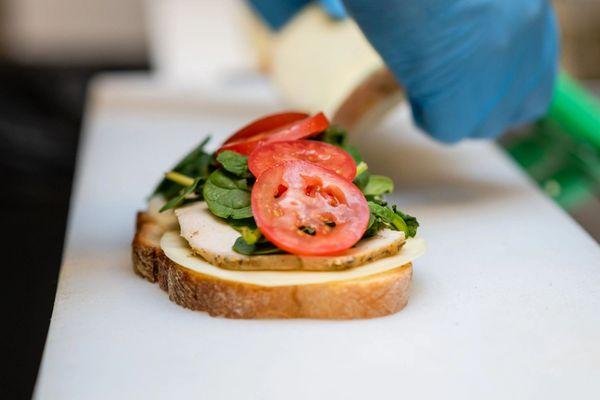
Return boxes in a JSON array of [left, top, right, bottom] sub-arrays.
[[131, 211, 415, 319]]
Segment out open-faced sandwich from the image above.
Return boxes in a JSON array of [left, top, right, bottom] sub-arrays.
[[132, 111, 425, 319]]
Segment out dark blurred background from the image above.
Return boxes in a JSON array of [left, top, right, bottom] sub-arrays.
[[0, 1, 148, 398], [0, 0, 598, 399]]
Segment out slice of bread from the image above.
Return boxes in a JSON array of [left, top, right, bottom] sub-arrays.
[[132, 212, 412, 319]]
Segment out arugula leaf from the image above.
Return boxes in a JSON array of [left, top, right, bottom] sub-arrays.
[[233, 236, 283, 255], [153, 136, 213, 199], [216, 150, 250, 177], [364, 175, 394, 196], [203, 169, 253, 219], [159, 177, 201, 212]]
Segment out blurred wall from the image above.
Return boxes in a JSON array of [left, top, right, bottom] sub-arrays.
[[0, 0, 147, 64], [0, 0, 599, 78], [555, 0, 600, 79]]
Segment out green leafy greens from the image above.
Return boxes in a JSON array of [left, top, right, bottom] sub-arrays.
[[153, 137, 213, 200], [320, 125, 419, 238], [226, 218, 282, 255], [232, 237, 283, 255], [203, 169, 253, 219], [159, 177, 201, 212], [363, 175, 394, 196], [366, 201, 419, 238], [216, 150, 250, 177], [152, 122, 419, 256]]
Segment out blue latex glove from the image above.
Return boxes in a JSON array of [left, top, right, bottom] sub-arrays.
[[248, 0, 346, 29], [248, 0, 559, 142]]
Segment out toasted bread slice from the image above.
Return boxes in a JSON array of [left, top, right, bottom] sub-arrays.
[[132, 212, 413, 319]]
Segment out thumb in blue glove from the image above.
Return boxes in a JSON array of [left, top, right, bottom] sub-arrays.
[[247, 0, 347, 29], [317, 0, 347, 20]]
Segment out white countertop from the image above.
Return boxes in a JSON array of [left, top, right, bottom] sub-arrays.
[[34, 74, 600, 400]]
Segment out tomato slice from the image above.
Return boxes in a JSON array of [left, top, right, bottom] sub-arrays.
[[248, 140, 356, 181], [251, 160, 369, 256], [224, 112, 308, 144], [218, 112, 329, 155]]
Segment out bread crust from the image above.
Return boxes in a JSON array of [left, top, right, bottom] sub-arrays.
[[132, 212, 412, 319]]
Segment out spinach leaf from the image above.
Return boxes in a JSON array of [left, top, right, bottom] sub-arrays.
[[226, 218, 262, 244], [393, 206, 419, 238], [203, 169, 253, 219], [216, 150, 250, 177], [226, 217, 257, 230], [365, 211, 387, 237], [153, 136, 213, 199], [160, 177, 201, 212], [354, 170, 370, 191], [320, 125, 363, 163], [321, 125, 348, 146], [233, 236, 283, 255], [367, 201, 419, 238], [319, 127, 417, 238], [226, 217, 283, 255], [343, 144, 363, 164], [368, 202, 407, 231], [364, 175, 394, 196]]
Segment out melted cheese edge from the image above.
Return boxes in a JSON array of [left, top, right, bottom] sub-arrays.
[[161, 231, 426, 287]]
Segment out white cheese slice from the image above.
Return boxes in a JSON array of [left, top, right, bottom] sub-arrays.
[[161, 231, 425, 287], [175, 202, 406, 271]]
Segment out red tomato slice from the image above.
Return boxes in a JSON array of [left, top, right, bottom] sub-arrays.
[[251, 160, 369, 256], [218, 112, 329, 155], [224, 112, 308, 144], [248, 140, 356, 181]]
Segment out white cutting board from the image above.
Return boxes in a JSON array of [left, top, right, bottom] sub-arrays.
[[34, 74, 600, 400]]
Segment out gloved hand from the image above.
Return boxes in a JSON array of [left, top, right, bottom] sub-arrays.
[[248, 0, 559, 143], [248, 0, 346, 29]]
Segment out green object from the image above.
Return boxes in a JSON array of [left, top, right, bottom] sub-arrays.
[[160, 177, 201, 212], [216, 150, 250, 177], [232, 237, 282, 255], [152, 136, 212, 199], [164, 171, 195, 187], [502, 71, 600, 211], [203, 169, 253, 219], [548, 72, 600, 151], [367, 202, 418, 238], [152, 125, 420, 248], [363, 175, 394, 196], [321, 125, 349, 146]]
